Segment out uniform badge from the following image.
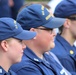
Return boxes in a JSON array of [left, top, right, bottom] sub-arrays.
[[70, 50, 74, 54], [14, 20, 18, 29]]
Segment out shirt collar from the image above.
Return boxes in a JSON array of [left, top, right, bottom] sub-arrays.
[[24, 47, 43, 63], [56, 34, 71, 46], [0, 66, 8, 75], [56, 34, 76, 55]]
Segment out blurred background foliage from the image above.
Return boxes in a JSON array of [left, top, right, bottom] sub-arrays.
[[26, 0, 50, 1], [25, 0, 50, 4]]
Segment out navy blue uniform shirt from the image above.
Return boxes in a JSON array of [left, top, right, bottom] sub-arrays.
[[0, 66, 17, 75], [0, 0, 11, 18], [11, 47, 67, 75], [11, 0, 24, 19], [51, 34, 76, 74]]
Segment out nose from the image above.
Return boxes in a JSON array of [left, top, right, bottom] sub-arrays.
[[53, 28, 59, 35], [22, 42, 26, 50], [52, 29, 56, 37], [53, 31, 56, 36]]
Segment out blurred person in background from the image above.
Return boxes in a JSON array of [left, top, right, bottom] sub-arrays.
[[0, 0, 12, 18], [0, 0, 24, 19], [11, 0, 25, 20]]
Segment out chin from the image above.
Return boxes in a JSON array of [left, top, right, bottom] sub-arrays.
[[14, 58, 22, 64], [17, 58, 22, 63], [50, 43, 55, 49]]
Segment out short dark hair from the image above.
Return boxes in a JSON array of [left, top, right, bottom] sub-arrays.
[[59, 25, 63, 34], [19, 2, 51, 12]]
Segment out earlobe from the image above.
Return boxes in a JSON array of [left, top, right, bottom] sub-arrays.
[[64, 19, 70, 28], [1, 40, 8, 52], [29, 28, 37, 40], [33, 37, 36, 40], [30, 28, 35, 31]]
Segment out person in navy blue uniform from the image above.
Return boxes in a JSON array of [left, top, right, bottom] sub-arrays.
[[0, 0, 11, 18], [11, 0, 24, 19], [11, 4, 72, 75], [0, 18, 36, 75], [51, 0, 76, 74]]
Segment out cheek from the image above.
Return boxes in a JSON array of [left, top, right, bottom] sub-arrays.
[[43, 34, 54, 46], [11, 45, 22, 56], [46, 34, 55, 49], [7, 44, 23, 63], [70, 26, 76, 37], [46, 34, 53, 42], [49, 41, 55, 49], [70, 22, 76, 36]]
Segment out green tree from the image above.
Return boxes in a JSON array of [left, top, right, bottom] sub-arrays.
[[26, 0, 50, 1]]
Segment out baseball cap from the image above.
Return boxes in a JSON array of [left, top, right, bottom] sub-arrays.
[[54, 0, 76, 18], [16, 4, 65, 30], [0, 18, 36, 40]]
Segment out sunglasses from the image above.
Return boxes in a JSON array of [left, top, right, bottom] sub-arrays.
[[35, 28, 53, 30], [35, 27, 54, 34], [67, 17, 76, 20]]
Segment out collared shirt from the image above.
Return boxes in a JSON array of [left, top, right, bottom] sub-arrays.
[[0, 0, 11, 18], [0, 0, 8, 4], [0, 66, 17, 75], [51, 34, 76, 74], [11, 47, 68, 75]]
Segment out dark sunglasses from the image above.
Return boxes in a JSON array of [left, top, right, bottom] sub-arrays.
[[35, 28, 53, 31], [35, 28, 54, 34], [67, 17, 76, 20]]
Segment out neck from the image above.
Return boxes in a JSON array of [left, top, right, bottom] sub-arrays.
[[0, 54, 11, 72], [61, 31, 75, 46], [29, 46, 44, 59], [26, 42, 44, 59]]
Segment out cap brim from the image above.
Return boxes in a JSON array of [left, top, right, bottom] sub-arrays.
[[43, 17, 65, 28], [13, 30, 36, 40]]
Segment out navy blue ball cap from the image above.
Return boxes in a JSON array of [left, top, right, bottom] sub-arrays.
[[0, 18, 36, 40], [43, 17, 65, 28], [54, 0, 76, 18], [14, 30, 36, 40], [16, 4, 65, 30]]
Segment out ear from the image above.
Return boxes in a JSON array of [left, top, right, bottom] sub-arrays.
[[0, 40, 8, 52], [30, 28, 36, 32], [30, 28, 37, 40], [64, 19, 71, 28]]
